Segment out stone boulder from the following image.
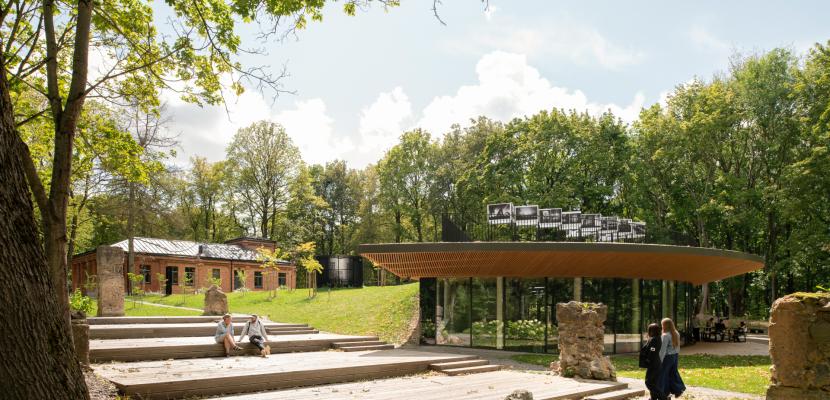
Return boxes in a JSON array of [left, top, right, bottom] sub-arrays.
[[551, 301, 616, 381], [203, 285, 229, 316], [767, 292, 830, 400], [504, 389, 533, 400]]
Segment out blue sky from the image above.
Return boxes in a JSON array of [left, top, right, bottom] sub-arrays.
[[151, 1, 830, 168]]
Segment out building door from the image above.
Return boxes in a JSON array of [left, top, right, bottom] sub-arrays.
[[233, 269, 243, 291], [165, 266, 176, 296]]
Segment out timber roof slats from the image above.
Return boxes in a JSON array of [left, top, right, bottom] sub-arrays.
[[359, 242, 764, 285]]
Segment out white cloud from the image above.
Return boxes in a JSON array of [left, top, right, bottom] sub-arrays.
[[417, 51, 645, 135], [446, 22, 644, 69], [689, 25, 730, 54], [357, 87, 413, 160], [484, 5, 498, 21], [274, 99, 355, 166]]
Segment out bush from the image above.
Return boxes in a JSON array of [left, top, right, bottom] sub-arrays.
[[69, 289, 94, 316], [506, 319, 545, 340]]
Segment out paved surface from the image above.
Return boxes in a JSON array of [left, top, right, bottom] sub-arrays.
[[682, 340, 769, 356]]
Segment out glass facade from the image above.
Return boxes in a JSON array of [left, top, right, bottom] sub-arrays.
[[424, 276, 692, 354]]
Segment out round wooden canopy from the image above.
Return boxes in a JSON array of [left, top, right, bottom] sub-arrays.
[[358, 242, 764, 285]]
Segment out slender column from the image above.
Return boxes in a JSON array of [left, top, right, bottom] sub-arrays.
[[496, 277, 504, 349], [631, 279, 641, 334], [662, 280, 670, 318], [573, 277, 582, 301]]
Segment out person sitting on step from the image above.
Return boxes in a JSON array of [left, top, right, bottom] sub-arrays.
[[238, 314, 271, 357], [215, 314, 242, 357]]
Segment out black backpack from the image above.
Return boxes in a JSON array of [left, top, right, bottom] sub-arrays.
[[639, 337, 659, 368]]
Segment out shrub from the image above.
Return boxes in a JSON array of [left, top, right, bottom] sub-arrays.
[[69, 289, 94, 316]]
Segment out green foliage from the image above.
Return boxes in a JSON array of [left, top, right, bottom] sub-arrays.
[[235, 270, 248, 295], [69, 289, 94, 316], [206, 276, 222, 288]]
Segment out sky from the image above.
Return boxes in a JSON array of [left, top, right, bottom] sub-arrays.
[[149, 1, 830, 169]]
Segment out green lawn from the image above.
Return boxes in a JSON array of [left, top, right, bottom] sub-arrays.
[[511, 354, 771, 395], [89, 299, 202, 316], [131, 284, 420, 343]]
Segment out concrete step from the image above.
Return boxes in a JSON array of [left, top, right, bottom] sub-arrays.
[[429, 359, 489, 371], [584, 388, 644, 400], [441, 364, 502, 376], [339, 344, 395, 352], [331, 340, 386, 348]]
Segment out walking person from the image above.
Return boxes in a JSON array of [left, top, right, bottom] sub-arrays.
[[238, 314, 271, 357], [640, 323, 666, 400], [215, 314, 242, 357], [659, 318, 686, 398]]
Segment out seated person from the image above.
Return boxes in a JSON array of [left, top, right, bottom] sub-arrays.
[[238, 314, 271, 357], [215, 314, 242, 357], [714, 318, 727, 340], [732, 321, 747, 341]]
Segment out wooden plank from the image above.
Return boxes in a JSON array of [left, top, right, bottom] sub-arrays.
[[208, 370, 630, 400]]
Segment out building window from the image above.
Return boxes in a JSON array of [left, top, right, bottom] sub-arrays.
[[140, 265, 151, 284], [278, 272, 286, 287], [184, 267, 196, 286], [212, 268, 221, 280], [254, 271, 263, 289]]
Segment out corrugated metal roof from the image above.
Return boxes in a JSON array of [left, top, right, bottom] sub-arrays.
[[110, 237, 288, 263]]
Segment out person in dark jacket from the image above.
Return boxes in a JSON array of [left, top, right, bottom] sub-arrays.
[[640, 323, 666, 400]]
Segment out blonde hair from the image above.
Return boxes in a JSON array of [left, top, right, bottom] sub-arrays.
[[661, 318, 680, 348]]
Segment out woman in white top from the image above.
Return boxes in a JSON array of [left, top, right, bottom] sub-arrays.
[[658, 318, 686, 398], [215, 314, 242, 356]]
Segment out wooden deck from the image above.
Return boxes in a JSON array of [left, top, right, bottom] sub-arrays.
[[89, 322, 310, 339], [90, 333, 380, 362], [208, 370, 632, 400], [93, 349, 477, 399]]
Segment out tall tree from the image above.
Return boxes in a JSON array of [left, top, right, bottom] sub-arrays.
[[227, 121, 301, 238]]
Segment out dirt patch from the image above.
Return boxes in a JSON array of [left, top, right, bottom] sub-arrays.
[[84, 369, 117, 400]]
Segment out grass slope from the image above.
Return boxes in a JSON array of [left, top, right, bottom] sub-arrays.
[[133, 283, 420, 343], [511, 354, 771, 395]]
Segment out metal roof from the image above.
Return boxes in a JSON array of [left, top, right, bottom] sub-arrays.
[[110, 237, 288, 263]]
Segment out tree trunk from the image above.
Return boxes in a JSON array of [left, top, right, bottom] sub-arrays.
[[128, 182, 136, 284], [0, 48, 90, 399]]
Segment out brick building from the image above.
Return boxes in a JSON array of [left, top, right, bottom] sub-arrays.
[[71, 237, 296, 295]]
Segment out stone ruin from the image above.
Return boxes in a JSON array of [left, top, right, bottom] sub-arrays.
[[203, 284, 229, 316], [767, 292, 830, 400], [550, 301, 616, 381], [96, 245, 125, 317], [70, 310, 89, 366]]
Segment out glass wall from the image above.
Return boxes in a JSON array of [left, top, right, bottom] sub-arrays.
[[436, 278, 471, 346], [429, 276, 689, 354], [470, 278, 498, 348]]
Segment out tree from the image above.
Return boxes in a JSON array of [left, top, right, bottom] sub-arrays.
[[257, 247, 290, 299], [1, 1, 395, 396], [235, 269, 248, 296], [227, 121, 302, 238]]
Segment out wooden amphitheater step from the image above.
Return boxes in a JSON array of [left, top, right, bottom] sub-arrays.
[[90, 334, 379, 362], [269, 329, 319, 335], [429, 359, 489, 371], [339, 343, 395, 352], [331, 340, 386, 348], [87, 316, 252, 325], [93, 349, 479, 399], [89, 322, 308, 339], [441, 364, 502, 376], [583, 387, 644, 400]]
